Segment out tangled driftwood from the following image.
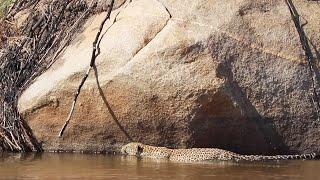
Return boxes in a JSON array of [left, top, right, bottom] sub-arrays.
[[0, 0, 101, 152]]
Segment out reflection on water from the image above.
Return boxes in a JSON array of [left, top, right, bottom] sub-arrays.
[[0, 152, 319, 180]]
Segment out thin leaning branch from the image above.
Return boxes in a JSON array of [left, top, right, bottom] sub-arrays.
[[58, 0, 115, 137], [285, 0, 320, 121]]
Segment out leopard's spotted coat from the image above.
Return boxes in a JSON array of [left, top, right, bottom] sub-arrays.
[[121, 142, 316, 162]]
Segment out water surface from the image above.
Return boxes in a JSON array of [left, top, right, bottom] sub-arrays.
[[0, 153, 319, 179]]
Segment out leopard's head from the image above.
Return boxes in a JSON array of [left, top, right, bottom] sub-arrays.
[[121, 142, 144, 156]]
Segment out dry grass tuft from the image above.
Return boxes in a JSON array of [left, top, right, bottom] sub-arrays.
[[0, 0, 14, 18]]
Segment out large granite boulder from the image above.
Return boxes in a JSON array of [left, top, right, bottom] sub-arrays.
[[18, 0, 320, 154]]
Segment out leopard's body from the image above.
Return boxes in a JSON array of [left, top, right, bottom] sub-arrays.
[[121, 142, 317, 162]]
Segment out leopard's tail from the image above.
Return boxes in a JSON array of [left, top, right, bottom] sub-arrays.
[[235, 153, 317, 161]]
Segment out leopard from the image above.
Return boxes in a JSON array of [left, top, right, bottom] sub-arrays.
[[120, 142, 317, 162]]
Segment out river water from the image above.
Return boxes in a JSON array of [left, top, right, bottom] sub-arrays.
[[0, 153, 319, 179]]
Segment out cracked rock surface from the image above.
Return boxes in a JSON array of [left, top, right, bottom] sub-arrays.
[[18, 0, 320, 154]]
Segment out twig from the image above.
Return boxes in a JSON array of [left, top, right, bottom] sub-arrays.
[[285, 0, 320, 121], [58, 0, 115, 137]]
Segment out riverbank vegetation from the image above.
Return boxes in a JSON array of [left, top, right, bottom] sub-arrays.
[[0, 0, 105, 152], [0, 0, 15, 48], [0, 0, 14, 17]]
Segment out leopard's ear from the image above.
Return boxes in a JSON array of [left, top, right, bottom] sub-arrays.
[[137, 145, 144, 155]]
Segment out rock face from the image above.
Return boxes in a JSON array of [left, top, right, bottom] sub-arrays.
[[18, 0, 320, 154]]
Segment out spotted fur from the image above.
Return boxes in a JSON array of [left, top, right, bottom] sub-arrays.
[[121, 142, 317, 162]]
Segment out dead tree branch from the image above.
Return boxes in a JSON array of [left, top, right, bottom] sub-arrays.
[[59, 0, 115, 137], [285, 0, 320, 121]]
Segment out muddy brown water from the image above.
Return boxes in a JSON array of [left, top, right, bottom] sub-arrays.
[[0, 153, 319, 180]]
